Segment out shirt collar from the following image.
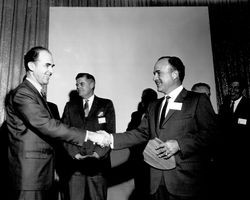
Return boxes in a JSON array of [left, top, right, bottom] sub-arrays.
[[26, 77, 43, 94], [233, 96, 242, 104], [166, 85, 183, 101]]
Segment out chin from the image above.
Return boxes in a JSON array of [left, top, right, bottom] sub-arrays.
[[157, 87, 162, 92]]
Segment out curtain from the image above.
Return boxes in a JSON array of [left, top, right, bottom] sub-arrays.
[[209, 3, 250, 107], [0, 0, 49, 124], [1, 0, 249, 125]]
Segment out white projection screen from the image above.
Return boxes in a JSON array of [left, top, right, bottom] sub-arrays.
[[48, 7, 216, 200]]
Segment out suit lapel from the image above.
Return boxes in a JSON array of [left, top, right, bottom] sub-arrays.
[[234, 96, 246, 115], [77, 100, 85, 120], [24, 80, 53, 118], [155, 98, 164, 134], [160, 88, 187, 127], [87, 96, 99, 117]]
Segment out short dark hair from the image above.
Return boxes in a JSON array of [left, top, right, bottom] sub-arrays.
[[191, 82, 210, 91], [157, 56, 185, 83], [142, 88, 158, 103], [75, 73, 95, 83], [24, 46, 50, 72]]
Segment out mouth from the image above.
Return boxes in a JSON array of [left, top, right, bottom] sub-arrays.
[[155, 81, 161, 87]]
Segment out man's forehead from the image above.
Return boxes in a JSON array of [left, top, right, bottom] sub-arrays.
[[76, 77, 88, 82], [38, 50, 53, 60], [154, 59, 171, 71]]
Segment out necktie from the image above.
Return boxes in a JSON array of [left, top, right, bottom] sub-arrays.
[[159, 96, 170, 126], [41, 89, 47, 100], [84, 99, 89, 117], [230, 100, 235, 114]]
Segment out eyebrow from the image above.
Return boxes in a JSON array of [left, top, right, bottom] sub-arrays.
[[153, 70, 161, 74]]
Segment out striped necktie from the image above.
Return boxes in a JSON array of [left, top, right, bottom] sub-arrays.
[[84, 99, 89, 117], [41, 89, 47, 100]]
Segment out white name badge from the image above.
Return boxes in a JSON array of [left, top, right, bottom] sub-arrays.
[[169, 102, 182, 110], [238, 118, 247, 125], [98, 117, 106, 124]]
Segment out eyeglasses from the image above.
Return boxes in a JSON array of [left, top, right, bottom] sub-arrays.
[[76, 82, 85, 87]]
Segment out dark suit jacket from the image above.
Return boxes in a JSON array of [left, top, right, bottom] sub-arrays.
[[219, 95, 250, 134], [218, 95, 250, 167], [6, 80, 86, 190], [47, 101, 60, 120], [113, 88, 217, 196], [61, 95, 116, 175]]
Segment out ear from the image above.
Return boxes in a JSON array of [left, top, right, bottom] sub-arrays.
[[27, 61, 35, 72], [172, 70, 178, 80], [90, 81, 95, 90]]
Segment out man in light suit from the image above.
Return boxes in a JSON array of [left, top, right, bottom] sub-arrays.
[[5, 46, 95, 200], [217, 78, 250, 199], [60, 73, 116, 200], [88, 56, 217, 200]]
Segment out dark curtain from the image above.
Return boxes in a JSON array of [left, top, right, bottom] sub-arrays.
[[209, 3, 250, 108], [0, 0, 49, 124]]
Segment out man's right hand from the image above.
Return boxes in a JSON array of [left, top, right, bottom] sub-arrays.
[[87, 130, 112, 147]]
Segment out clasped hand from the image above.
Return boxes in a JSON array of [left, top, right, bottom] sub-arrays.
[[87, 130, 112, 147], [155, 139, 179, 159]]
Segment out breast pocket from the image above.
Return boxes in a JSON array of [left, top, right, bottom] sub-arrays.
[[167, 113, 195, 135]]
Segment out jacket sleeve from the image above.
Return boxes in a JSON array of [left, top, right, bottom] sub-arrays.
[[177, 94, 217, 159], [13, 87, 86, 147]]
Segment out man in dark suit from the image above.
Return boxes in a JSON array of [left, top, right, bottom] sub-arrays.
[[61, 73, 116, 200], [191, 82, 211, 99], [89, 56, 217, 200], [126, 88, 158, 200], [217, 78, 250, 199], [5, 46, 95, 200]]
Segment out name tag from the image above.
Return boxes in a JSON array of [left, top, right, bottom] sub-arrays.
[[238, 118, 247, 125], [169, 102, 182, 110], [98, 117, 106, 124]]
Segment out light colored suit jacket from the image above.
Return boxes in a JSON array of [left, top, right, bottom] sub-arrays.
[[113, 88, 217, 196], [6, 80, 86, 190]]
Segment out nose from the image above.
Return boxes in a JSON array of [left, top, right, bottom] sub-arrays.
[[48, 66, 53, 74]]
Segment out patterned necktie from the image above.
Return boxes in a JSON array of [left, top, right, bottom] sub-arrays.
[[159, 96, 170, 126], [84, 99, 89, 117], [41, 89, 47, 100]]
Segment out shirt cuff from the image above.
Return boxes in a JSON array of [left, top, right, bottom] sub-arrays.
[[110, 134, 114, 149], [85, 130, 89, 142]]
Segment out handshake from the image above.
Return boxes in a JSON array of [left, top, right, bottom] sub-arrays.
[[87, 130, 113, 147], [75, 130, 113, 160]]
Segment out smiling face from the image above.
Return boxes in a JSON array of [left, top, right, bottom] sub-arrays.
[[28, 50, 54, 86], [76, 76, 94, 99], [153, 58, 180, 95], [229, 81, 242, 101]]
